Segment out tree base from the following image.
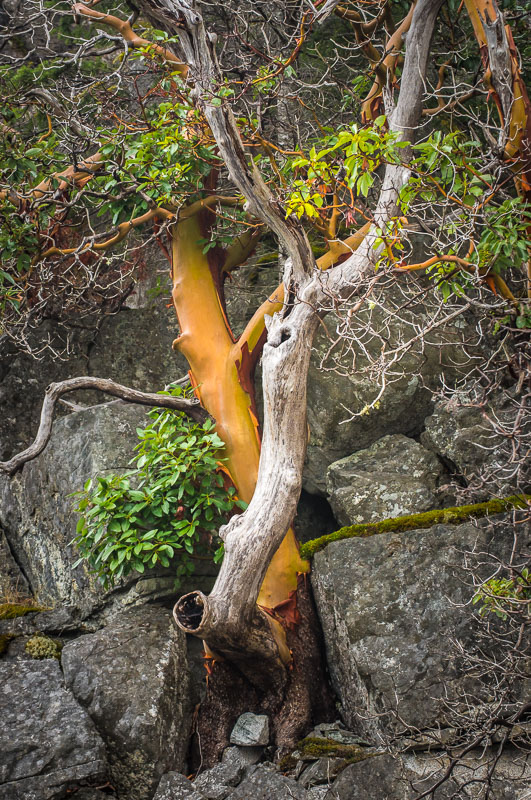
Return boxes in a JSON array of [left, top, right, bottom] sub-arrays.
[[189, 577, 335, 769]]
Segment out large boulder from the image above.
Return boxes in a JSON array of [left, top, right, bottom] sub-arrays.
[[326, 434, 445, 526], [0, 660, 107, 800], [421, 387, 531, 498], [0, 402, 150, 615], [62, 606, 192, 800], [311, 517, 516, 741], [303, 297, 476, 495], [0, 401, 218, 617]]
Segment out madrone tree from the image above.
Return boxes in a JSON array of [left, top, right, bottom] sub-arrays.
[[0, 0, 530, 757]]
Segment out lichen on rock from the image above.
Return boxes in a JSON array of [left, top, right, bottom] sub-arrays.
[[25, 633, 62, 660]]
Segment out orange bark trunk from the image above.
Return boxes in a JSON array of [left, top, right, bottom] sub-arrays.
[[171, 213, 308, 622]]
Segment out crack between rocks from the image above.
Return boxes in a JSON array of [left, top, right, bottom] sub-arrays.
[[1, 520, 34, 596], [0, 758, 107, 787]]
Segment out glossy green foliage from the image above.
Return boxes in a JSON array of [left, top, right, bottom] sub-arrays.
[[71, 387, 245, 588], [95, 91, 220, 223], [284, 116, 406, 219], [473, 567, 531, 620]]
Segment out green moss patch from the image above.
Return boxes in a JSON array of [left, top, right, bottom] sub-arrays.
[[297, 736, 375, 765], [300, 495, 531, 559], [0, 603, 43, 620]]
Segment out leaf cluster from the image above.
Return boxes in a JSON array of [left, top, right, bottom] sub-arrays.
[[473, 567, 531, 620], [71, 386, 245, 588], [284, 116, 406, 219]]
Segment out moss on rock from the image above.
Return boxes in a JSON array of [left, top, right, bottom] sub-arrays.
[[25, 633, 62, 660], [300, 494, 531, 559], [0, 602, 43, 620], [297, 736, 375, 765]]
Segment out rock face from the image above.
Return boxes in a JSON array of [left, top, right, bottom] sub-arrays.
[[421, 389, 531, 497], [61, 606, 192, 800], [0, 402, 151, 615], [303, 301, 475, 495], [0, 660, 107, 800], [0, 401, 217, 617], [152, 733, 531, 800], [318, 750, 531, 800], [0, 276, 186, 463], [311, 518, 513, 740], [304, 345, 432, 495], [326, 435, 445, 525], [154, 772, 208, 800]]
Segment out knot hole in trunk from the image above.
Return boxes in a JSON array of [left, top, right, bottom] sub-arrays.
[[268, 326, 292, 348]]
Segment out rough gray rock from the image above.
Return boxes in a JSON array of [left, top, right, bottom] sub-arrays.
[[87, 299, 186, 393], [154, 772, 207, 800], [303, 300, 475, 495], [0, 253, 186, 463], [0, 402, 151, 615], [0, 606, 92, 641], [321, 750, 531, 800], [0, 660, 107, 800], [193, 758, 246, 800], [311, 518, 514, 740], [421, 389, 531, 497], [326, 435, 445, 525], [221, 746, 264, 768], [0, 401, 217, 618], [61, 606, 192, 800], [230, 713, 270, 746], [0, 321, 95, 462], [0, 526, 29, 599], [298, 757, 350, 788], [228, 764, 306, 800]]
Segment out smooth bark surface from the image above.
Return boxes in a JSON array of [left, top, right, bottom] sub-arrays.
[[172, 0, 445, 680]]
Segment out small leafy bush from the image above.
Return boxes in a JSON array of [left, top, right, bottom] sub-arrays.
[[473, 567, 531, 620], [71, 387, 244, 588]]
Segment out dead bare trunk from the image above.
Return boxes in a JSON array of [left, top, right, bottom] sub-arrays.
[[174, 301, 320, 685], [134, 0, 445, 703]]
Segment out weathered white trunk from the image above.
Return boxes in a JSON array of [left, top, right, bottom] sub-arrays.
[[175, 297, 319, 684], [140, 0, 445, 681]]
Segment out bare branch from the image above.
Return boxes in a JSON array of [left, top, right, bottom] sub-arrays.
[[0, 377, 209, 475]]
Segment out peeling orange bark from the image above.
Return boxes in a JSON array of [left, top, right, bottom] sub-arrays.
[[464, 0, 531, 185], [463, 0, 531, 294], [171, 211, 308, 635], [171, 209, 369, 648], [171, 212, 260, 503]]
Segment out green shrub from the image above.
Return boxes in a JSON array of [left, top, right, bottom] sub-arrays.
[[71, 387, 244, 588]]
